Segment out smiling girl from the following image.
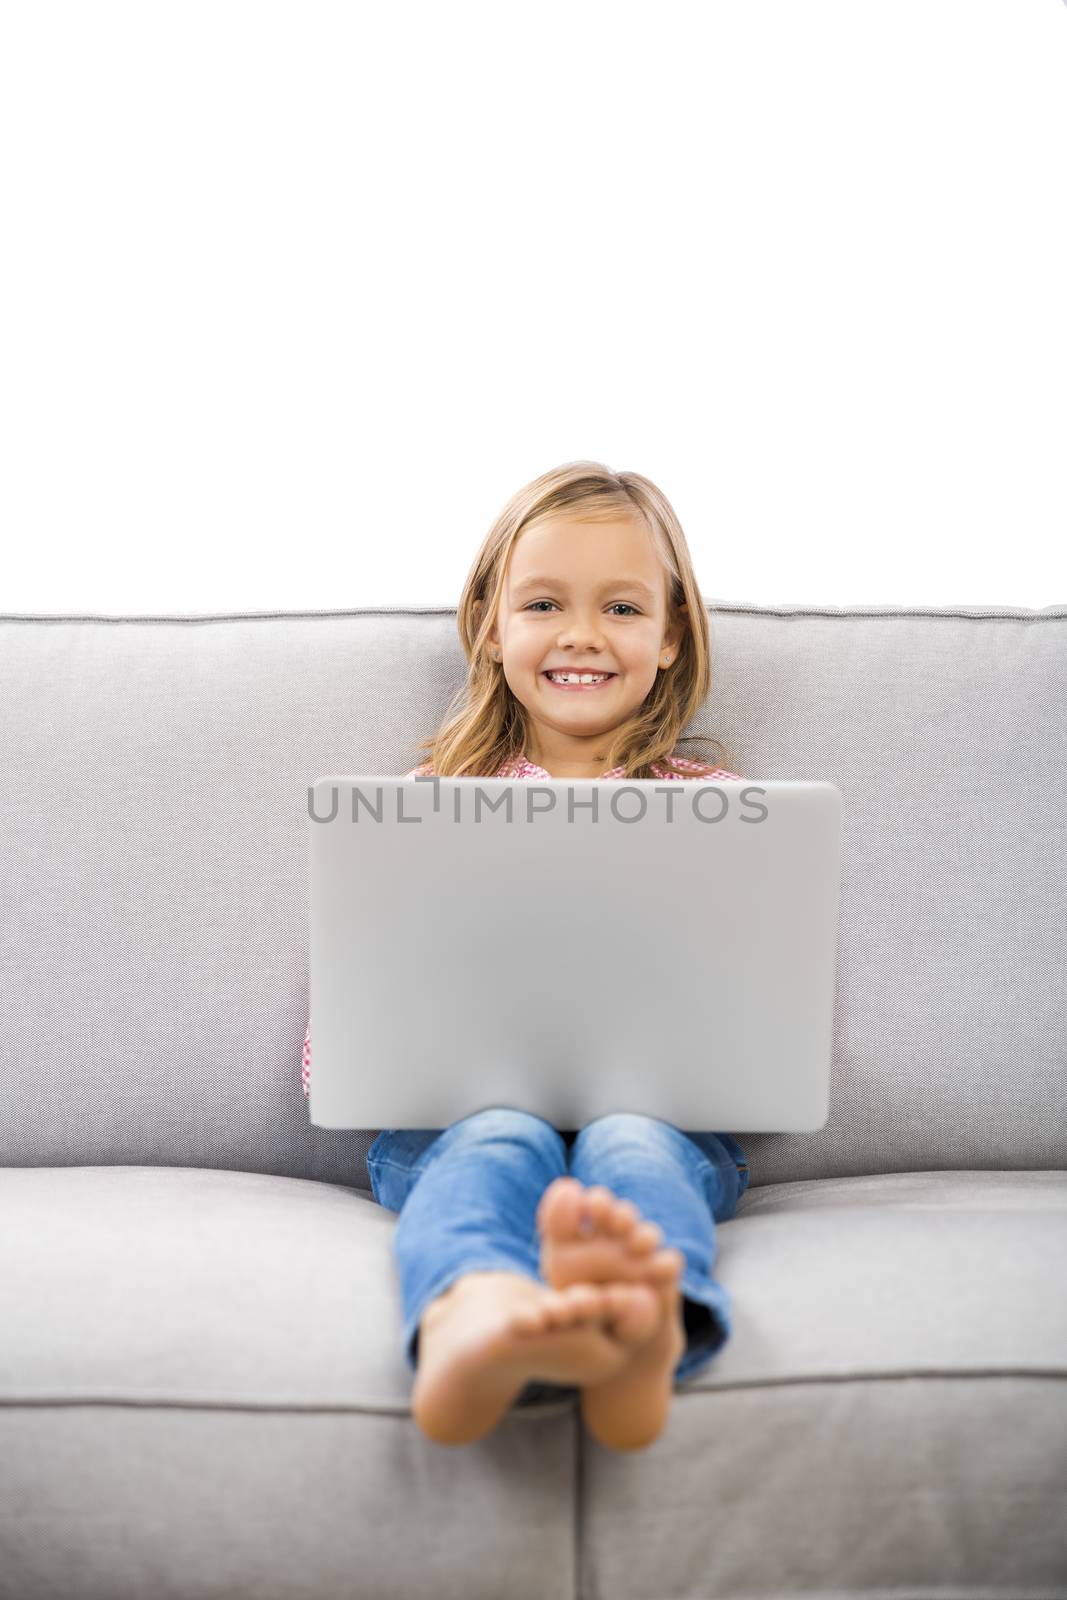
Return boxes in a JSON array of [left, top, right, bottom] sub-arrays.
[[302, 460, 750, 1450]]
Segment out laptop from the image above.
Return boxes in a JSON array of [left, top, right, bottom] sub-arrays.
[[307, 774, 842, 1133]]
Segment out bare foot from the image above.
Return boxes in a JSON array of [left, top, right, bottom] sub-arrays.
[[537, 1176, 686, 1292], [537, 1178, 688, 1451], [411, 1269, 663, 1447]]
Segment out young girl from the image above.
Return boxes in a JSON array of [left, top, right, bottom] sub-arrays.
[[302, 460, 750, 1451]]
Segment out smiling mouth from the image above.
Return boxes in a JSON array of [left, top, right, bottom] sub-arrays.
[[541, 671, 618, 690]]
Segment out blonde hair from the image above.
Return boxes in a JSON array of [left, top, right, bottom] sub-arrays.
[[412, 459, 731, 780]]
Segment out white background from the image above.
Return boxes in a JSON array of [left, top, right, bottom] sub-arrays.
[[1, 0, 1064, 614]]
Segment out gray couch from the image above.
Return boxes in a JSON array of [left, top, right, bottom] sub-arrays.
[[2, 599, 1065, 1600]]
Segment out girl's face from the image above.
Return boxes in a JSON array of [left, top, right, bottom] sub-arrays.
[[480, 513, 686, 775]]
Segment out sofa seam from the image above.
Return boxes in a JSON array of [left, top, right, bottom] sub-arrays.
[[1, 603, 1065, 625], [4, 1369, 1062, 1412]]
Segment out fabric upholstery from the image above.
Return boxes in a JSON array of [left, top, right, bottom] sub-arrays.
[[1, 603, 1064, 1187]]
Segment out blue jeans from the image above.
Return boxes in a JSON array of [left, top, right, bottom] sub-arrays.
[[365, 1110, 750, 1396]]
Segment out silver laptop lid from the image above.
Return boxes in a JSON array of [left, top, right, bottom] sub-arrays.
[[308, 776, 842, 1133]]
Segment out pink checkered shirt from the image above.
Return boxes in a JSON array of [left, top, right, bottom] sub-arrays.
[[301, 752, 744, 1096]]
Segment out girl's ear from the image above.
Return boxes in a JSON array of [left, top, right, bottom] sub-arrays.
[[668, 600, 688, 649]]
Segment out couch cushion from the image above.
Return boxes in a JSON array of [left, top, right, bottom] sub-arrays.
[[582, 1168, 1067, 1599], [0, 1165, 580, 1599], [2, 1166, 1063, 1598], [0, 603, 1064, 1183]]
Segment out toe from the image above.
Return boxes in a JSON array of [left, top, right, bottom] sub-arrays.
[[563, 1283, 602, 1320], [536, 1177, 588, 1240], [649, 1247, 686, 1279], [584, 1186, 615, 1229], [542, 1289, 577, 1328], [630, 1220, 664, 1253], [605, 1198, 640, 1238]]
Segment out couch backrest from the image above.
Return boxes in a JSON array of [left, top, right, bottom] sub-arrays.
[[1, 602, 1064, 1189]]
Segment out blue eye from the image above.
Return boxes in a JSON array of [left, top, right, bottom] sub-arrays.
[[525, 601, 639, 616]]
